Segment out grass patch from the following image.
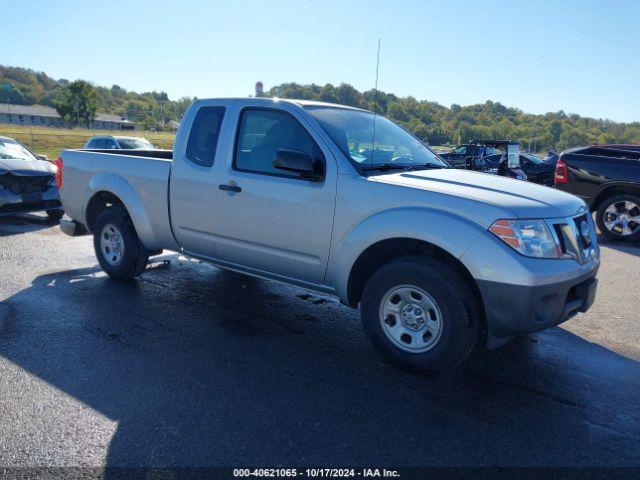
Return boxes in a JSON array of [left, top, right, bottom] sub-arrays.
[[0, 125, 175, 160]]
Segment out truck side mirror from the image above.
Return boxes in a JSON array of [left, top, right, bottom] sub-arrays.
[[273, 149, 320, 180], [37, 154, 49, 161]]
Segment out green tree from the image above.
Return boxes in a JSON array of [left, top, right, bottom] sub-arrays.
[[335, 83, 363, 108], [548, 120, 563, 143], [4, 65, 640, 151], [557, 128, 590, 151], [55, 80, 97, 127]]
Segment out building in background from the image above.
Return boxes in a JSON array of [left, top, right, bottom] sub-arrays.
[[0, 103, 136, 130], [91, 113, 135, 130], [0, 104, 62, 127]]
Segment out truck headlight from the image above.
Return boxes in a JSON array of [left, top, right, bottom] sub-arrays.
[[489, 219, 561, 258]]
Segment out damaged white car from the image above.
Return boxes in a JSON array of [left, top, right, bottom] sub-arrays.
[[0, 136, 63, 221]]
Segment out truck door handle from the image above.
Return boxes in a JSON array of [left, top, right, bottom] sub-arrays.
[[219, 184, 242, 193]]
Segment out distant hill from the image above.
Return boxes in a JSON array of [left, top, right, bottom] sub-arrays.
[[0, 65, 194, 130], [2, 65, 639, 150], [264, 83, 640, 151]]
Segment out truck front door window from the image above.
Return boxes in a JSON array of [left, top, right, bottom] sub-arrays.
[[234, 109, 324, 178]]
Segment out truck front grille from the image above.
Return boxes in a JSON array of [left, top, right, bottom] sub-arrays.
[[550, 213, 597, 264], [0, 174, 54, 195]]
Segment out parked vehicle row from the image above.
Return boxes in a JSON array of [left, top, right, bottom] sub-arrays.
[[438, 140, 557, 186], [7, 98, 640, 372], [57, 98, 600, 372], [0, 134, 157, 220]]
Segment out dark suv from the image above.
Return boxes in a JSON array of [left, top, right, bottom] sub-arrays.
[[555, 144, 640, 242]]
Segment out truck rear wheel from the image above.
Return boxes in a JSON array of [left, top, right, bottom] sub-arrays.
[[361, 255, 479, 371], [596, 194, 640, 242], [93, 206, 149, 279]]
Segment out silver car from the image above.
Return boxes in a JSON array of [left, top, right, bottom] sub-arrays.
[[84, 135, 156, 150]]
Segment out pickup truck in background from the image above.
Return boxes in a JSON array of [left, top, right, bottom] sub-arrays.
[[58, 98, 600, 371], [555, 144, 640, 242]]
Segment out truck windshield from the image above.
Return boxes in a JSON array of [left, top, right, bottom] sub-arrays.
[[305, 106, 446, 170], [0, 138, 38, 161]]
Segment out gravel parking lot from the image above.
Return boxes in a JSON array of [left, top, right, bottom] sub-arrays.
[[1, 213, 639, 471]]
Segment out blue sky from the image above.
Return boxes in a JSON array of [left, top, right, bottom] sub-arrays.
[[2, 0, 639, 122]]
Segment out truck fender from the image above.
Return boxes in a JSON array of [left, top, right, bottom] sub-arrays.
[[326, 207, 486, 304], [84, 173, 158, 249]]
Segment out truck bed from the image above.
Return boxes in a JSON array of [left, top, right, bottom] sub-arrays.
[[59, 149, 176, 250]]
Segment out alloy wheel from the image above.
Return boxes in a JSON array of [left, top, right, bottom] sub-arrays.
[[603, 200, 640, 237]]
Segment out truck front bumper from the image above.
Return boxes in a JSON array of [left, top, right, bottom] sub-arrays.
[[477, 270, 598, 342], [460, 225, 600, 346]]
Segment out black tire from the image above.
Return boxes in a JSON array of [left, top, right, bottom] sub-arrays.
[[596, 194, 640, 242], [361, 255, 480, 372], [92, 206, 149, 279], [46, 209, 64, 222]]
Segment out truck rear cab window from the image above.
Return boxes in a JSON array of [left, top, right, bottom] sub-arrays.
[[234, 108, 324, 178], [186, 106, 226, 167]]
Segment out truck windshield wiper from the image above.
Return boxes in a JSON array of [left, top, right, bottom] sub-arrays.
[[361, 163, 445, 171]]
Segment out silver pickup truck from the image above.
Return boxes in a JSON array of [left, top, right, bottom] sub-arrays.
[[58, 98, 599, 371]]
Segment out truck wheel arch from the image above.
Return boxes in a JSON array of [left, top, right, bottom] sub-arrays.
[[86, 191, 126, 231], [83, 173, 157, 249], [345, 237, 485, 327]]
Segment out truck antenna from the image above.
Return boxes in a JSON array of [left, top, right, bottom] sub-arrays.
[[371, 38, 381, 165]]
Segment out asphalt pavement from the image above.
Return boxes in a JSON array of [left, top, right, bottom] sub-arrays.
[[0, 213, 639, 472]]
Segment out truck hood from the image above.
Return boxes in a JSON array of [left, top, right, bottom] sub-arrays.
[[370, 168, 586, 219], [0, 158, 56, 176]]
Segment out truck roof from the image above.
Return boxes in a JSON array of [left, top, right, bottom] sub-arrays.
[[195, 97, 368, 112]]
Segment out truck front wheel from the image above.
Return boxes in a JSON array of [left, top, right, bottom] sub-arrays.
[[361, 255, 479, 371], [93, 206, 149, 279]]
